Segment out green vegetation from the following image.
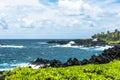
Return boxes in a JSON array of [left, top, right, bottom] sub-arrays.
[[1, 60, 120, 80], [92, 29, 120, 44]]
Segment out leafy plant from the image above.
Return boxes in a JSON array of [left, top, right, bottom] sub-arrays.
[[1, 60, 120, 80]]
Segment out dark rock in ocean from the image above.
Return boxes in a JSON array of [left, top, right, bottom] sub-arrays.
[[47, 39, 107, 47], [47, 40, 69, 45]]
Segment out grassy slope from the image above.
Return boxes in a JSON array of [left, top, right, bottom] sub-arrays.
[[100, 38, 120, 44], [1, 60, 120, 80]]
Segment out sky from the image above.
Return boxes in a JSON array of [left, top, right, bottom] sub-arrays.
[[0, 0, 120, 39]]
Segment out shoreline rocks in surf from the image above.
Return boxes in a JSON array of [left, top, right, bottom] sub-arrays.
[[29, 44, 120, 68], [47, 39, 108, 47]]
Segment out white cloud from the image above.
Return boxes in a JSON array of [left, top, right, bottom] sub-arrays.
[[0, 0, 119, 39], [59, 0, 83, 9]]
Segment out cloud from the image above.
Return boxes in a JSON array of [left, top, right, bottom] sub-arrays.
[[0, 0, 119, 39], [0, 18, 8, 29]]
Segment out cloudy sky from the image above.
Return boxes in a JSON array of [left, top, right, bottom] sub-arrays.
[[0, 0, 120, 39]]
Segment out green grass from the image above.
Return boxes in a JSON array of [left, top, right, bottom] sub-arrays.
[[106, 40, 120, 44], [100, 39, 120, 44], [1, 60, 120, 80]]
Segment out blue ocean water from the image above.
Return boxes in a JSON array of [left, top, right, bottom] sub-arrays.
[[0, 39, 103, 71]]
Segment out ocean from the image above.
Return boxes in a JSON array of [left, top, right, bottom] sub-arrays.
[[0, 39, 111, 71]]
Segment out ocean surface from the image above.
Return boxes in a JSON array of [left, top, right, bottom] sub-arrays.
[[0, 39, 111, 71]]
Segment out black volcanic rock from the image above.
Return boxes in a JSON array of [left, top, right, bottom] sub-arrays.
[[47, 40, 69, 45], [63, 58, 80, 67], [50, 59, 62, 67], [88, 44, 120, 64], [80, 59, 90, 65], [29, 44, 120, 68], [47, 39, 107, 47]]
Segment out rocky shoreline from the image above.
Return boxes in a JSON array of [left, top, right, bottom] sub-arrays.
[[47, 39, 108, 47], [29, 44, 120, 68], [0, 43, 120, 80]]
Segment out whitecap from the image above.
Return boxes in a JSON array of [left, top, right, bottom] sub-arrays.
[[37, 42, 48, 45], [51, 44, 81, 48], [10, 63, 28, 67], [94, 45, 113, 51], [0, 63, 9, 66], [79, 45, 113, 51], [51, 41, 81, 48], [0, 45, 24, 48], [51, 44, 113, 51], [0, 63, 29, 71]]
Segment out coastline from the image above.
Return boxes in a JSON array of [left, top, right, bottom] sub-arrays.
[[0, 39, 118, 71], [28, 44, 120, 68], [0, 39, 120, 80]]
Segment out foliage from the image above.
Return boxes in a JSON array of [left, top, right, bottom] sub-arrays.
[[92, 29, 120, 44], [1, 60, 120, 80]]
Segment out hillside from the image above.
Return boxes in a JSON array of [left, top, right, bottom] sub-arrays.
[[92, 29, 120, 44]]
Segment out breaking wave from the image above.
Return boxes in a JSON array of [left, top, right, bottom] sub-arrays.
[[0, 45, 24, 48], [51, 44, 113, 51], [0, 63, 28, 71]]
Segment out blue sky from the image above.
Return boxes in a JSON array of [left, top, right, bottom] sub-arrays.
[[0, 0, 120, 39]]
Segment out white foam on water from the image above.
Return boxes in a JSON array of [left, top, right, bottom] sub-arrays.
[[10, 63, 28, 67], [0, 63, 9, 66], [0, 63, 50, 71], [51, 41, 81, 48], [28, 64, 41, 69], [38, 42, 48, 44], [28, 64, 50, 69], [51, 44, 113, 51], [0, 63, 29, 71], [51, 44, 81, 48], [79, 46, 113, 51], [0, 45, 24, 48], [94, 45, 113, 51]]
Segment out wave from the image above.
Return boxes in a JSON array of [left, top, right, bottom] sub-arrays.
[[39, 42, 48, 44], [51, 44, 113, 51], [93, 45, 113, 51], [10, 63, 28, 67], [79, 45, 113, 51], [51, 41, 80, 48], [0, 62, 49, 71], [0, 63, 28, 71], [0, 45, 24, 48]]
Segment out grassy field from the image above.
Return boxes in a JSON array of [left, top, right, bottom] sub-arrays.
[[1, 60, 120, 80]]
